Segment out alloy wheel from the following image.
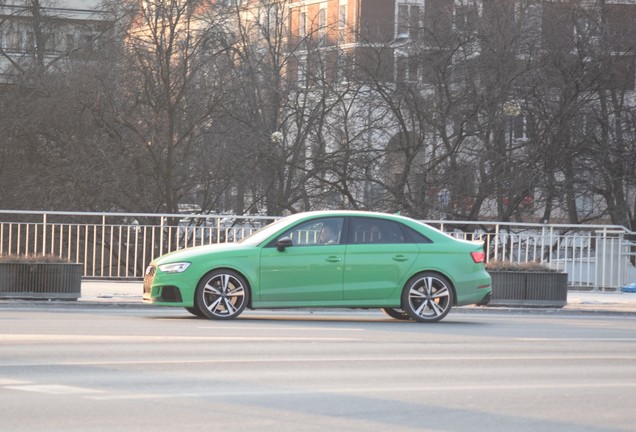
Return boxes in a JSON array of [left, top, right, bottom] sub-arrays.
[[195, 270, 249, 319], [402, 273, 453, 323]]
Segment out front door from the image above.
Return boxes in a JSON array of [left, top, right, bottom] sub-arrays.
[[258, 217, 345, 304]]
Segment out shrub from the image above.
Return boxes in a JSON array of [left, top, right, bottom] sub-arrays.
[[0, 254, 73, 264], [485, 260, 559, 273]]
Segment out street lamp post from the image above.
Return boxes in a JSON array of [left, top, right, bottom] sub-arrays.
[[501, 101, 522, 218]]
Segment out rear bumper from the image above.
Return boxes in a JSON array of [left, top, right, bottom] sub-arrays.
[[454, 272, 492, 306]]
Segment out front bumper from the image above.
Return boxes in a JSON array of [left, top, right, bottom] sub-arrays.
[[143, 265, 188, 305]]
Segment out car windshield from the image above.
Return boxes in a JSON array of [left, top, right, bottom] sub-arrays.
[[239, 215, 298, 246]]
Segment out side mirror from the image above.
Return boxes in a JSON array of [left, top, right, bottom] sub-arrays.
[[276, 237, 293, 252]]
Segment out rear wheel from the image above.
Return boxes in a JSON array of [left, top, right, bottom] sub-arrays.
[[381, 307, 411, 321], [401, 272, 454, 323], [194, 269, 250, 320]]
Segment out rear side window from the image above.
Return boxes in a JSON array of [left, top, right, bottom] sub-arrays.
[[401, 225, 433, 244], [349, 217, 406, 244]]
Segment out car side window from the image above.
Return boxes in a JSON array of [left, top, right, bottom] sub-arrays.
[[279, 218, 344, 247], [402, 225, 433, 244], [350, 217, 406, 244]]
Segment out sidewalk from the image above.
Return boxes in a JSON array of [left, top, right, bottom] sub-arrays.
[[562, 290, 636, 314], [80, 280, 144, 303], [77, 280, 636, 315]]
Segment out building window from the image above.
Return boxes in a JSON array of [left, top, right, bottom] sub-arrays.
[[5, 27, 22, 51], [299, 11, 307, 38], [396, 55, 408, 81], [25, 32, 35, 52], [396, 3, 421, 40], [336, 50, 347, 82], [297, 55, 307, 87], [339, 3, 347, 40], [397, 4, 408, 38], [44, 33, 56, 53], [318, 7, 327, 44], [512, 115, 526, 140], [576, 194, 595, 215], [454, 0, 480, 32], [582, 114, 599, 138], [395, 54, 418, 82], [574, 15, 600, 48], [66, 34, 76, 53], [79, 34, 96, 57]]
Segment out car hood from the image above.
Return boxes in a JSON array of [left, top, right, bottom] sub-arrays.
[[153, 242, 250, 264]]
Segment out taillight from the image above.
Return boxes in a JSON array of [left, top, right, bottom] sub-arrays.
[[471, 251, 486, 263]]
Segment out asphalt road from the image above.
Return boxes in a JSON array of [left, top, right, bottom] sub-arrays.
[[1, 307, 635, 432]]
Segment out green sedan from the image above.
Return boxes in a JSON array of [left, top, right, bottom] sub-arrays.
[[143, 211, 491, 322]]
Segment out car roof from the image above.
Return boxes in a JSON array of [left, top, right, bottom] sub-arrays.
[[287, 210, 406, 220]]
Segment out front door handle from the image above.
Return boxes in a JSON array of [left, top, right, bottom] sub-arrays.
[[326, 256, 342, 263]]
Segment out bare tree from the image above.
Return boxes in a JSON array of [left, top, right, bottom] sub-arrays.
[[589, 0, 636, 229], [213, 1, 353, 215], [89, 0, 232, 213], [527, 0, 636, 227], [0, 0, 115, 210]]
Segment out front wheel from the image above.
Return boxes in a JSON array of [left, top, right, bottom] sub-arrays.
[[194, 269, 250, 320], [401, 272, 454, 323]]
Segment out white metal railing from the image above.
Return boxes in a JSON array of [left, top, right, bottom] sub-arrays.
[[1, 210, 635, 290], [426, 220, 636, 290], [0, 210, 276, 279]]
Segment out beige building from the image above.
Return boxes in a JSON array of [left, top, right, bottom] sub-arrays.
[[0, 0, 112, 79]]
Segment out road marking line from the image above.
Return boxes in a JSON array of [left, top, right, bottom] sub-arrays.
[[86, 382, 636, 400], [196, 326, 366, 331], [87, 393, 174, 401], [518, 338, 636, 342], [4, 384, 103, 395], [2, 355, 636, 368], [0, 334, 358, 342], [0, 379, 31, 385]]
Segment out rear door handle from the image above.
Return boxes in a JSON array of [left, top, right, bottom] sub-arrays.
[[326, 256, 342, 263], [393, 255, 408, 262]]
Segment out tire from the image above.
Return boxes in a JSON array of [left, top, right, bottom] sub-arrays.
[[381, 307, 412, 321], [194, 269, 250, 320], [185, 307, 206, 318], [401, 272, 454, 323]]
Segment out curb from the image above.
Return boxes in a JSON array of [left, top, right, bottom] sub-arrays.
[[455, 305, 636, 317]]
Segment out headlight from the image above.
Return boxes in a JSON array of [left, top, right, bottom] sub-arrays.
[[158, 262, 191, 273]]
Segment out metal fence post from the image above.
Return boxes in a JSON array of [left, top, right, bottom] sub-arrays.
[[159, 216, 165, 257], [42, 213, 47, 256], [494, 224, 499, 261]]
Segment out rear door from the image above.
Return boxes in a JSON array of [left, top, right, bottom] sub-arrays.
[[343, 216, 419, 300]]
